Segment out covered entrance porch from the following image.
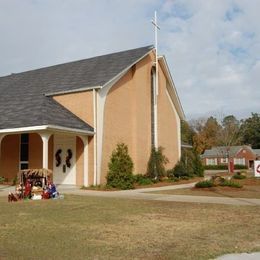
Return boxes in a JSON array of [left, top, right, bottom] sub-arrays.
[[0, 126, 94, 186]]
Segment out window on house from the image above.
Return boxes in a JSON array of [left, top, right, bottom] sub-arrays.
[[234, 158, 245, 165], [206, 158, 217, 165], [220, 158, 228, 163], [20, 133, 29, 170]]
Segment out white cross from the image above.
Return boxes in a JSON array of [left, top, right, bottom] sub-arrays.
[[151, 11, 160, 97]]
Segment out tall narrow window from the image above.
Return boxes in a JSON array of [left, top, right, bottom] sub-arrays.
[[151, 68, 156, 147], [20, 133, 29, 170]]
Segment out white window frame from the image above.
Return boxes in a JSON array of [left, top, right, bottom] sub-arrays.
[[234, 158, 245, 165], [220, 158, 228, 163], [206, 158, 217, 165]]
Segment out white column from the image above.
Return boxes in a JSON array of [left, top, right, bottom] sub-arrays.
[[40, 133, 51, 169], [80, 135, 89, 187], [0, 134, 6, 160]]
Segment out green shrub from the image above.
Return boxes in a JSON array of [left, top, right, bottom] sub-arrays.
[[171, 161, 190, 178], [169, 149, 204, 180], [0, 176, 5, 184], [146, 146, 169, 181], [234, 164, 248, 170], [233, 172, 246, 179], [106, 143, 134, 190], [219, 180, 242, 188], [195, 180, 214, 188], [133, 174, 153, 186], [204, 165, 228, 170]]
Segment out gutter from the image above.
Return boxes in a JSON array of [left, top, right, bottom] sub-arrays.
[[0, 125, 95, 136]]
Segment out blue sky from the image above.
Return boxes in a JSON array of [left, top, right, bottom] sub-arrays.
[[0, 0, 259, 120]]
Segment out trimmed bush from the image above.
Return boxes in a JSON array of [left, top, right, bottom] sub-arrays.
[[204, 165, 228, 170], [146, 147, 169, 181], [133, 174, 153, 186], [170, 161, 190, 178], [204, 164, 248, 170], [195, 180, 214, 188], [219, 180, 242, 188], [234, 164, 248, 170], [168, 149, 204, 180], [106, 143, 134, 190], [233, 172, 246, 179]]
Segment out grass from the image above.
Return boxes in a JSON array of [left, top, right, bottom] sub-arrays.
[[150, 178, 260, 199], [0, 195, 260, 259]]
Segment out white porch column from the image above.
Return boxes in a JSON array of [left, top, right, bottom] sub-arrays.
[[80, 135, 89, 187], [40, 133, 51, 169], [0, 134, 6, 160]]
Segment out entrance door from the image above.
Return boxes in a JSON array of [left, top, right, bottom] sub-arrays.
[[53, 135, 76, 185]]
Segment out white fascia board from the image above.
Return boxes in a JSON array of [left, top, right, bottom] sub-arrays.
[[45, 86, 101, 97], [0, 125, 95, 136], [102, 48, 155, 89], [158, 56, 185, 120]]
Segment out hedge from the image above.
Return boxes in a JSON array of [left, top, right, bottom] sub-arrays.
[[204, 164, 248, 170]]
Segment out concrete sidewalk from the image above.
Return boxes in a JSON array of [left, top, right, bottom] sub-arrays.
[[58, 183, 260, 206], [2, 183, 260, 206]]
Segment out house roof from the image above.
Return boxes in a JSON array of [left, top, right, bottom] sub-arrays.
[[201, 145, 256, 158], [253, 149, 260, 156], [0, 45, 153, 132]]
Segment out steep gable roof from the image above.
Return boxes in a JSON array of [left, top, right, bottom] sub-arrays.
[[0, 46, 153, 131]]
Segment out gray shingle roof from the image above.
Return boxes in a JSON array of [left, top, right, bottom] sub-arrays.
[[0, 45, 153, 131], [201, 145, 256, 158]]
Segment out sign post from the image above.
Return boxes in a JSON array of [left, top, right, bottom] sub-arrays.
[[254, 160, 260, 177]]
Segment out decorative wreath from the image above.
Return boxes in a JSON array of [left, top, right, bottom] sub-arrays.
[[66, 149, 73, 168], [55, 149, 62, 167]]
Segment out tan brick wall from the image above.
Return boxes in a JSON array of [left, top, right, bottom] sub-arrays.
[[0, 135, 19, 182], [157, 66, 179, 169], [53, 91, 94, 125], [88, 136, 94, 186], [100, 52, 180, 183], [29, 133, 42, 169]]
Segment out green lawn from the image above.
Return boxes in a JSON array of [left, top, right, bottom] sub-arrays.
[[0, 195, 260, 259]]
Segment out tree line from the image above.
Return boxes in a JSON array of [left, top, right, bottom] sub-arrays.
[[182, 113, 260, 154]]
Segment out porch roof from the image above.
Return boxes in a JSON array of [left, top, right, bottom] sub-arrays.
[[0, 95, 94, 134]]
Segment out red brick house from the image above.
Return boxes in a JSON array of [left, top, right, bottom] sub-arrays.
[[201, 146, 258, 169]]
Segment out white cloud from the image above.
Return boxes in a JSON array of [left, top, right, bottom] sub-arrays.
[[0, 0, 259, 120]]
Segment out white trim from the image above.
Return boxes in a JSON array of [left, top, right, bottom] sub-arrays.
[[0, 125, 94, 135], [158, 56, 185, 120], [40, 133, 51, 169], [0, 134, 5, 159], [83, 138, 89, 187], [45, 86, 101, 97], [166, 89, 181, 160], [79, 135, 89, 187], [93, 89, 97, 186], [102, 49, 154, 90]]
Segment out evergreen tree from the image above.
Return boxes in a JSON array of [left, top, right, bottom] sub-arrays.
[[146, 146, 169, 181], [106, 143, 134, 189]]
